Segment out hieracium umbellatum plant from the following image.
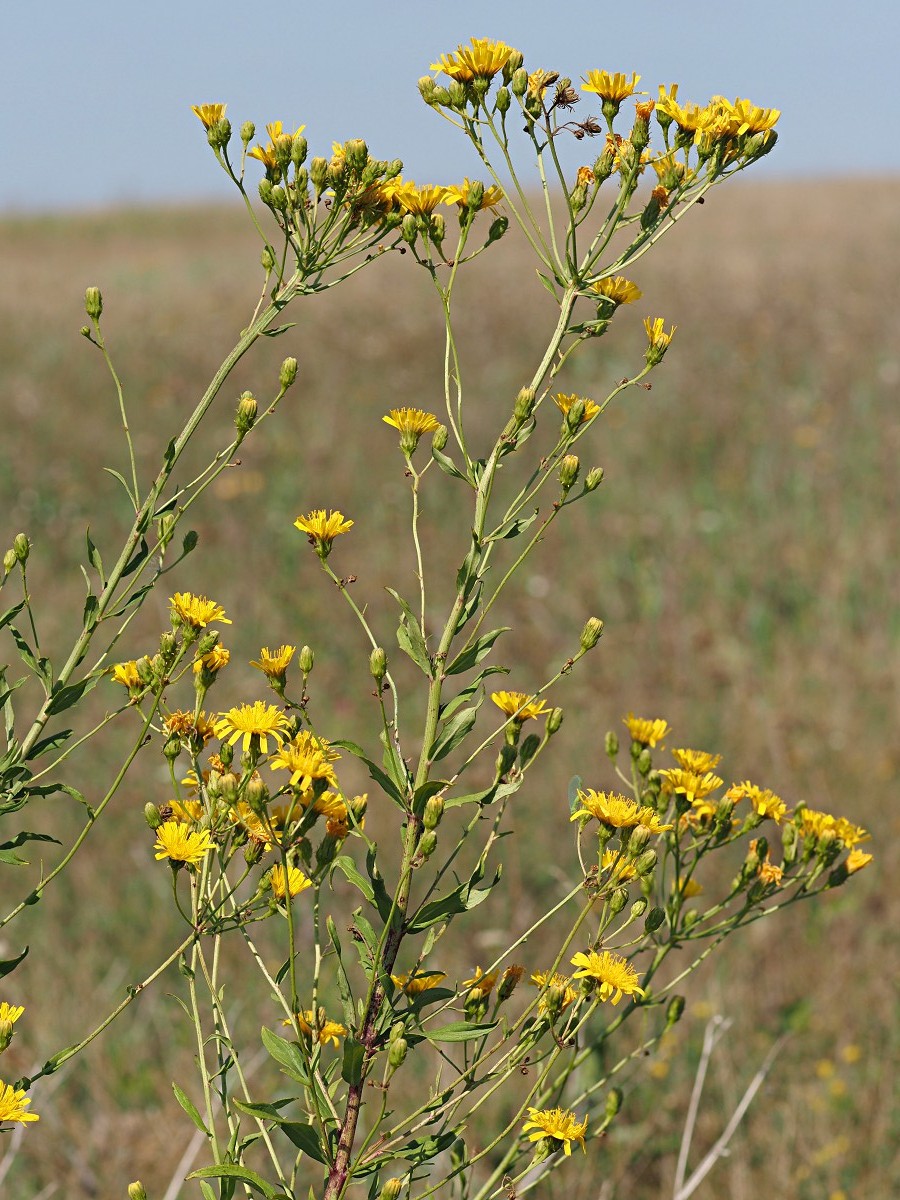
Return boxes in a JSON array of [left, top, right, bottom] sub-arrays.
[[0, 35, 871, 1199]]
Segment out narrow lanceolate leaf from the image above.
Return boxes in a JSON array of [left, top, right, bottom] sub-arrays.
[[45, 672, 102, 716], [424, 1021, 497, 1043], [387, 587, 432, 677], [445, 627, 510, 676], [85, 527, 106, 584], [172, 1082, 210, 1134], [429, 706, 478, 762], [186, 1164, 279, 1198], [260, 1027, 310, 1085], [341, 1037, 365, 1085], [0, 946, 28, 978]]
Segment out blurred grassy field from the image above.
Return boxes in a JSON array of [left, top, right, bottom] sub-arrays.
[[0, 177, 897, 1199]]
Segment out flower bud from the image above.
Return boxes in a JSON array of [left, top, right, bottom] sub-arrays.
[[244, 838, 264, 867], [258, 179, 274, 206], [144, 802, 162, 830], [495, 86, 511, 114], [423, 795, 444, 830], [136, 656, 155, 686], [432, 86, 451, 107], [627, 824, 651, 856], [514, 386, 536, 423], [196, 630, 219, 655], [210, 118, 231, 150], [666, 995, 686, 1027], [585, 466, 605, 492], [448, 81, 467, 109], [498, 964, 524, 1001], [416, 830, 438, 860], [511, 67, 528, 97], [292, 135, 308, 167], [580, 617, 604, 651], [235, 391, 257, 437], [605, 730, 619, 759], [351, 793, 368, 821], [518, 733, 540, 767], [608, 885, 629, 914], [128, 1183, 148, 1200], [644, 906, 666, 933], [240, 120, 255, 145], [559, 454, 580, 491], [245, 774, 268, 814], [486, 215, 508, 245], [401, 214, 418, 244], [163, 734, 181, 763], [637, 748, 652, 776], [84, 286, 103, 320], [369, 646, 387, 681], [630, 896, 648, 920], [388, 1036, 408, 1068], [605, 1087, 623, 1118], [299, 645, 315, 675], [431, 423, 449, 453], [218, 741, 234, 768], [496, 743, 517, 776], [380, 1181, 403, 1200], [635, 848, 658, 877], [418, 76, 438, 104], [430, 213, 446, 244], [546, 706, 564, 735], [564, 398, 585, 431], [310, 156, 328, 192], [280, 357, 298, 388], [220, 772, 240, 805], [3, 548, 17, 573]]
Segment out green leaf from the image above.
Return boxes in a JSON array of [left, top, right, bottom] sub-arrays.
[[331, 740, 408, 808], [341, 1037, 365, 1085], [412, 779, 449, 818], [439, 665, 507, 722], [186, 1164, 279, 1198], [262, 323, 297, 337], [429, 706, 477, 762], [260, 1027, 310, 1085], [445, 778, 522, 809], [330, 855, 374, 903], [85, 528, 105, 585], [445, 628, 510, 676], [398, 1130, 458, 1163], [431, 445, 470, 483], [172, 1082, 210, 1134], [198, 1182, 217, 1200], [82, 594, 100, 632], [0, 601, 25, 632], [365, 846, 394, 923], [9, 626, 50, 685], [326, 915, 357, 1031], [0, 945, 27, 974], [424, 1020, 497, 1043], [280, 1122, 328, 1163], [122, 537, 150, 579], [452, 578, 484, 635], [536, 270, 560, 298], [408, 861, 501, 933], [0, 832, 60, 868], [489, 511, 539, 541], [386, 588, 432, 677], [26, 729, 72, 760], [103, 466, 136, 503], [45, 672, 101, 716]]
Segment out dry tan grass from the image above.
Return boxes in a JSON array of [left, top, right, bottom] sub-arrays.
[[0, 178, 897, 1197]]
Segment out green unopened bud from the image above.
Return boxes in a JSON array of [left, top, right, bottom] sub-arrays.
[[448, 80, 467, 109], [401, 213, 418, 244], [782, 821, 798, 865], [645, 906, 666, 933], [158, 631, 177, 666], [144, 803, 162, 830], [350, 793, 368, 822], [388, 1036, 408, 1069], [418, 75, 438, 104], [519, 733, 540, 766], [84, 286, 103, 320], [269, 185, 287, 210], [258, 178, 274, 206], [664, 996, 686, 1030], [218, 741, 234, 768], [432, 86, 451, 107], [580, 617, 604, 651], [559, 454, 580, 491], [135, 656, 155, 686], [210, 118, 231, 150], [487, 215, 508, 245], [635, 848, 658, 877], [514, 387, 536, 422], [498, 964, 524, 1001], [416, 830, 438, 860], [244, 838, 264, 867], [220, 772, 240, 805], [128, 1183, 148, 1200], [608, 885, 629, 914], [430, 213, 446, 244], [743, 129, 777, 161], [423, 795, 444, 830], [345, 138, 367, 172], [196, 630, 219, 656], [310, 156, 328, 192], [163, 734, 181, 763], [511, 67, 528, 97], [240, 120, 255, 145], [496, 742, 517, 776], [585, 466, 605, 491], [605, 730, 619, 759], [280, 357, 298, 388], [605, 1087, 623, 1118], [235, 391, 257, 437], [545, 983, 568, 1022], [627, 824, 651, 855], [291, 134, 308, 167], [3, 549, 17, 573], [495, 86, 511, 114], [369, 646, 387, 681], [245, 774, 268, 814], [294, 647, 312, 679], [637, 748, 652, 776], [565, 398, 585, 431], [630, 896, 648, 920], [546, 706, 564, 735], [9, 535, 31, 569], [431, 424, 449, 454], [380, 1180, 403, 1200]]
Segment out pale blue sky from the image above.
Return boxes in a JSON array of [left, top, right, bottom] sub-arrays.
[[2, 1, 896, 211]]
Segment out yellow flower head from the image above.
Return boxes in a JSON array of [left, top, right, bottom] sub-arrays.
[[294, 509, 354, 555], [571, 789, 673, 833], [601, 848, 638, 882], [191, 103, 226, 130], [722, 97, 780, 135], [290, 1009, 347, 1047], [462, 966, 499, 998], [491, 690, 550, 721], [655, 94, 707, 133], [388, 180, 448, 216], [0, 1080, 39, 1125], [382, 408, 441, 451], [581, 70, 641, 103], [270, 863, 312, 900], [391, 971, 447, 996], [623, 712, 670, 747], [833, 816, 870, 848], [553, 392, 601, 424], [270, 730, 340, 790], [530, 971, 578, 1015], [441, 179, 504, 211], [592, 276, 643, 306], [0, 1002, 25, 1027], [756, 857, 783, 887], [250, 645, 296, 681], [527, 68, 559, 99], [644, 317, 677, 364], [230, 801, 283, 851], [169, 798, 204, 824], [846, 849, 873, 874], [660, 768, 723, 804], [193, 645, 230, 675], [170, 592, 232, 631], [671, 747, 721, 774], [570, 948, 645, 1004], [111, 660, 142, 690], [522, 1107, 587, 1156], [725, 780, 787, 823], [248, 121, 306, 173], [153, 820, 215, 867], [431, 37, 515, 83], [214, 702, 292, 755]]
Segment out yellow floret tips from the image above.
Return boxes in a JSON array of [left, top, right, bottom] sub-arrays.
[[170, 592, 232, 631], [431, 38, 516, 83], [383, 407, 440, 454], [0, 1080, 39, 1125], [294, 509, 354, 558], [153, 821, 215, 867], [522, 1107, 588, 1157], [214, 702, 292, 756], [570, 949, 645, 1004], [491, 690, 551, 722]]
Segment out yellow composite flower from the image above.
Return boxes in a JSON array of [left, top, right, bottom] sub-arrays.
[[248, 121, 306, 172], [382, 408, 441, 437], [491, 690, 551, 721], [170, 592, 232, 630], [796, 807, 869, 848], [270, 863, 313, 900], [581, 70, 641, 103], [570, 949, 645, 1004], [530, 970, 578, 1015], [193, 645, 230, 675], [431, 37, 515, 83], [191, 103, 226, 130], [441, 179, 504, 210], [833, 816, 870, 848], [214, 702, 292, 755], [462, 966, 499, 997], [250, 645, 296, 679], [153, 820, 215, 866], [527, 68, 559, 99], [671, 747, 721, 774], [655, 94, 708, 134], [522, 1106, 587, 1156], [0, 1002, 25, 1027], [294, 509, 354, 552], [270, 730, 340, 790], [165, 710, 216, 745], [721, 97, 781, 135], [591, 276, 643, 306], [644, 316, 677, 354], [726, 780, 788, 823], [289, 1009, 347, 1047], [554, 392, 601, 424], [660, 768, 724, 804], [571, 789, 673, 833], [111, 660, 142, 690], [391, 971, 447, 996], [169, 798, 204, 824], [846, 849, 873, 874], [623, 712, 670, 747], [651, 150, 688, 185], [600, 848, 638, 882], [230, 801, 283, 850], [388, 180, 448, 216], [757, 856, 784, 887], [680, 877, 704, 898], [0, 1080, 39, 1125]]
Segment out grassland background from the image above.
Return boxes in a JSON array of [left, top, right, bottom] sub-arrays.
[[0, 177, 897, 1198]]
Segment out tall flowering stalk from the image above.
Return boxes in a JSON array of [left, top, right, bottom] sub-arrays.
[[0, 32, 870, 1200]]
